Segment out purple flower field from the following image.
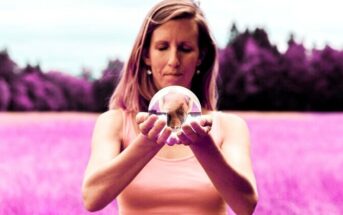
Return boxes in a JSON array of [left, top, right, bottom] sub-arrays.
[[0, 112, 342, 214]]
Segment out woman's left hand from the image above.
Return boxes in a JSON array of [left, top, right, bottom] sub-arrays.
[[176, 115, 212, 145]]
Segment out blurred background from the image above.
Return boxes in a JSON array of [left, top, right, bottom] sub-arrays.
[[1, 0, 343, 112], [1, 0, 343, 214]]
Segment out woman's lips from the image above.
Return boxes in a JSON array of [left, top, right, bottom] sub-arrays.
[[164, 73, 182, 76]]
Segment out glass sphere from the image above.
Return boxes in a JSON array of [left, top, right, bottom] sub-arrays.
[[148, 86, 202, 145]]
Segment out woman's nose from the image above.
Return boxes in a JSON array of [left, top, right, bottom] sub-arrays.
[[167, 50, 180, 68]]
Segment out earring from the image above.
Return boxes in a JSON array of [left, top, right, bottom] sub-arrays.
[[196, 69, 201, 75], [147, 69, 152, 75]]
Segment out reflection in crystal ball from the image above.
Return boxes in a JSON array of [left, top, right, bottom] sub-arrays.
[[148, 86, 202, 145]]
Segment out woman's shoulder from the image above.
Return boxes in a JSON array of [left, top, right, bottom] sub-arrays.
[[210, 111, 250, 147], [210, 111, 248, 129], [95, 109, 125, 132], [97, 109, 124, 121]]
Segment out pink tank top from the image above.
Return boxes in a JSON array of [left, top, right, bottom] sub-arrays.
[[117, 112, 228, 214]]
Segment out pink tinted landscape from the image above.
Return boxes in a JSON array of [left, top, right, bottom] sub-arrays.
[[0, 112, 342, 214]]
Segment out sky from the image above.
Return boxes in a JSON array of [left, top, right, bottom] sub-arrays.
[[1, 0, 342, 77]]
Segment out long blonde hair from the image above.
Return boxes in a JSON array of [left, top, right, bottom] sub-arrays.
[[109, 0, 218, 113]]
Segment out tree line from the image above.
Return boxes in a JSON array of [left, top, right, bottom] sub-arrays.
[[1, 27, 343, 112]]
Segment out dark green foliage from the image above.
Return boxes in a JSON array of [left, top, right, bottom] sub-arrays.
[[1, 26, 343, 112]]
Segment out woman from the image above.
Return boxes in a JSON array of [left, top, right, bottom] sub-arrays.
[[82, 0, 258, 214]]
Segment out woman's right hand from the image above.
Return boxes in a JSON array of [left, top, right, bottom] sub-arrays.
[[136, 112, 172, 144]]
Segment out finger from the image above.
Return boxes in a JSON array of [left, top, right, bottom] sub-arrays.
[[139, 114, 158, 135], [175, 136, 184, 145], [181, 124, 197, 142], [177, 131, 191, 145], [147, 118, 166, 141], [203, 126, 211, 134], [190, 121, 209, 136], [166, 135, 179, 146], [199, 117, 212, 127], [157, 127, 172, 144], [136, 112, 150, 124]]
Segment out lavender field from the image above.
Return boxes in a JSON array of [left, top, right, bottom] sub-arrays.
[[0, 112, 342, 214]]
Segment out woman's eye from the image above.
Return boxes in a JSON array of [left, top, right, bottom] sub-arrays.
[[156, 45, 168, 51], [158, 47, 167, 51], [180, 46, 193, 52]]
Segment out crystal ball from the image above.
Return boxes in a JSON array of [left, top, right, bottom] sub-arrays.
[[148, 86, 202, 145]]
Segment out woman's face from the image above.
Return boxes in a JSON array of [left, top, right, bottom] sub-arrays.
[[144, 18, 201, 89]]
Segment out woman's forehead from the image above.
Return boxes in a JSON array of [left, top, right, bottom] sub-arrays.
[[151, 19, 198, 42]]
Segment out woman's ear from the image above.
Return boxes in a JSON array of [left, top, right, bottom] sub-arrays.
[[143, 50, 151, 66], [144, 56, 151, 66], [197, 51, 205, 66], [197, 58, 201, 66]]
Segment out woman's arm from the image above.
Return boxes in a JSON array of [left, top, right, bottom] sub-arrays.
[[82, 110, 170, 212], [179, 112, 258, 215]]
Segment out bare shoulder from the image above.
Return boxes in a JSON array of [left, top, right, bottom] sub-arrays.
[[94, 109, 125, 139], [213, 111, 250, 143], [97, 109, 124, 126], [215, 111, 248, 129]]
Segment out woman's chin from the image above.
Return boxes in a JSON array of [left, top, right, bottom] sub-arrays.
[[159, 82, 190, 89]]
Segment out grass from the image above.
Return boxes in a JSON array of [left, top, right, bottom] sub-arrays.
[[0, 112, 342, 214]]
